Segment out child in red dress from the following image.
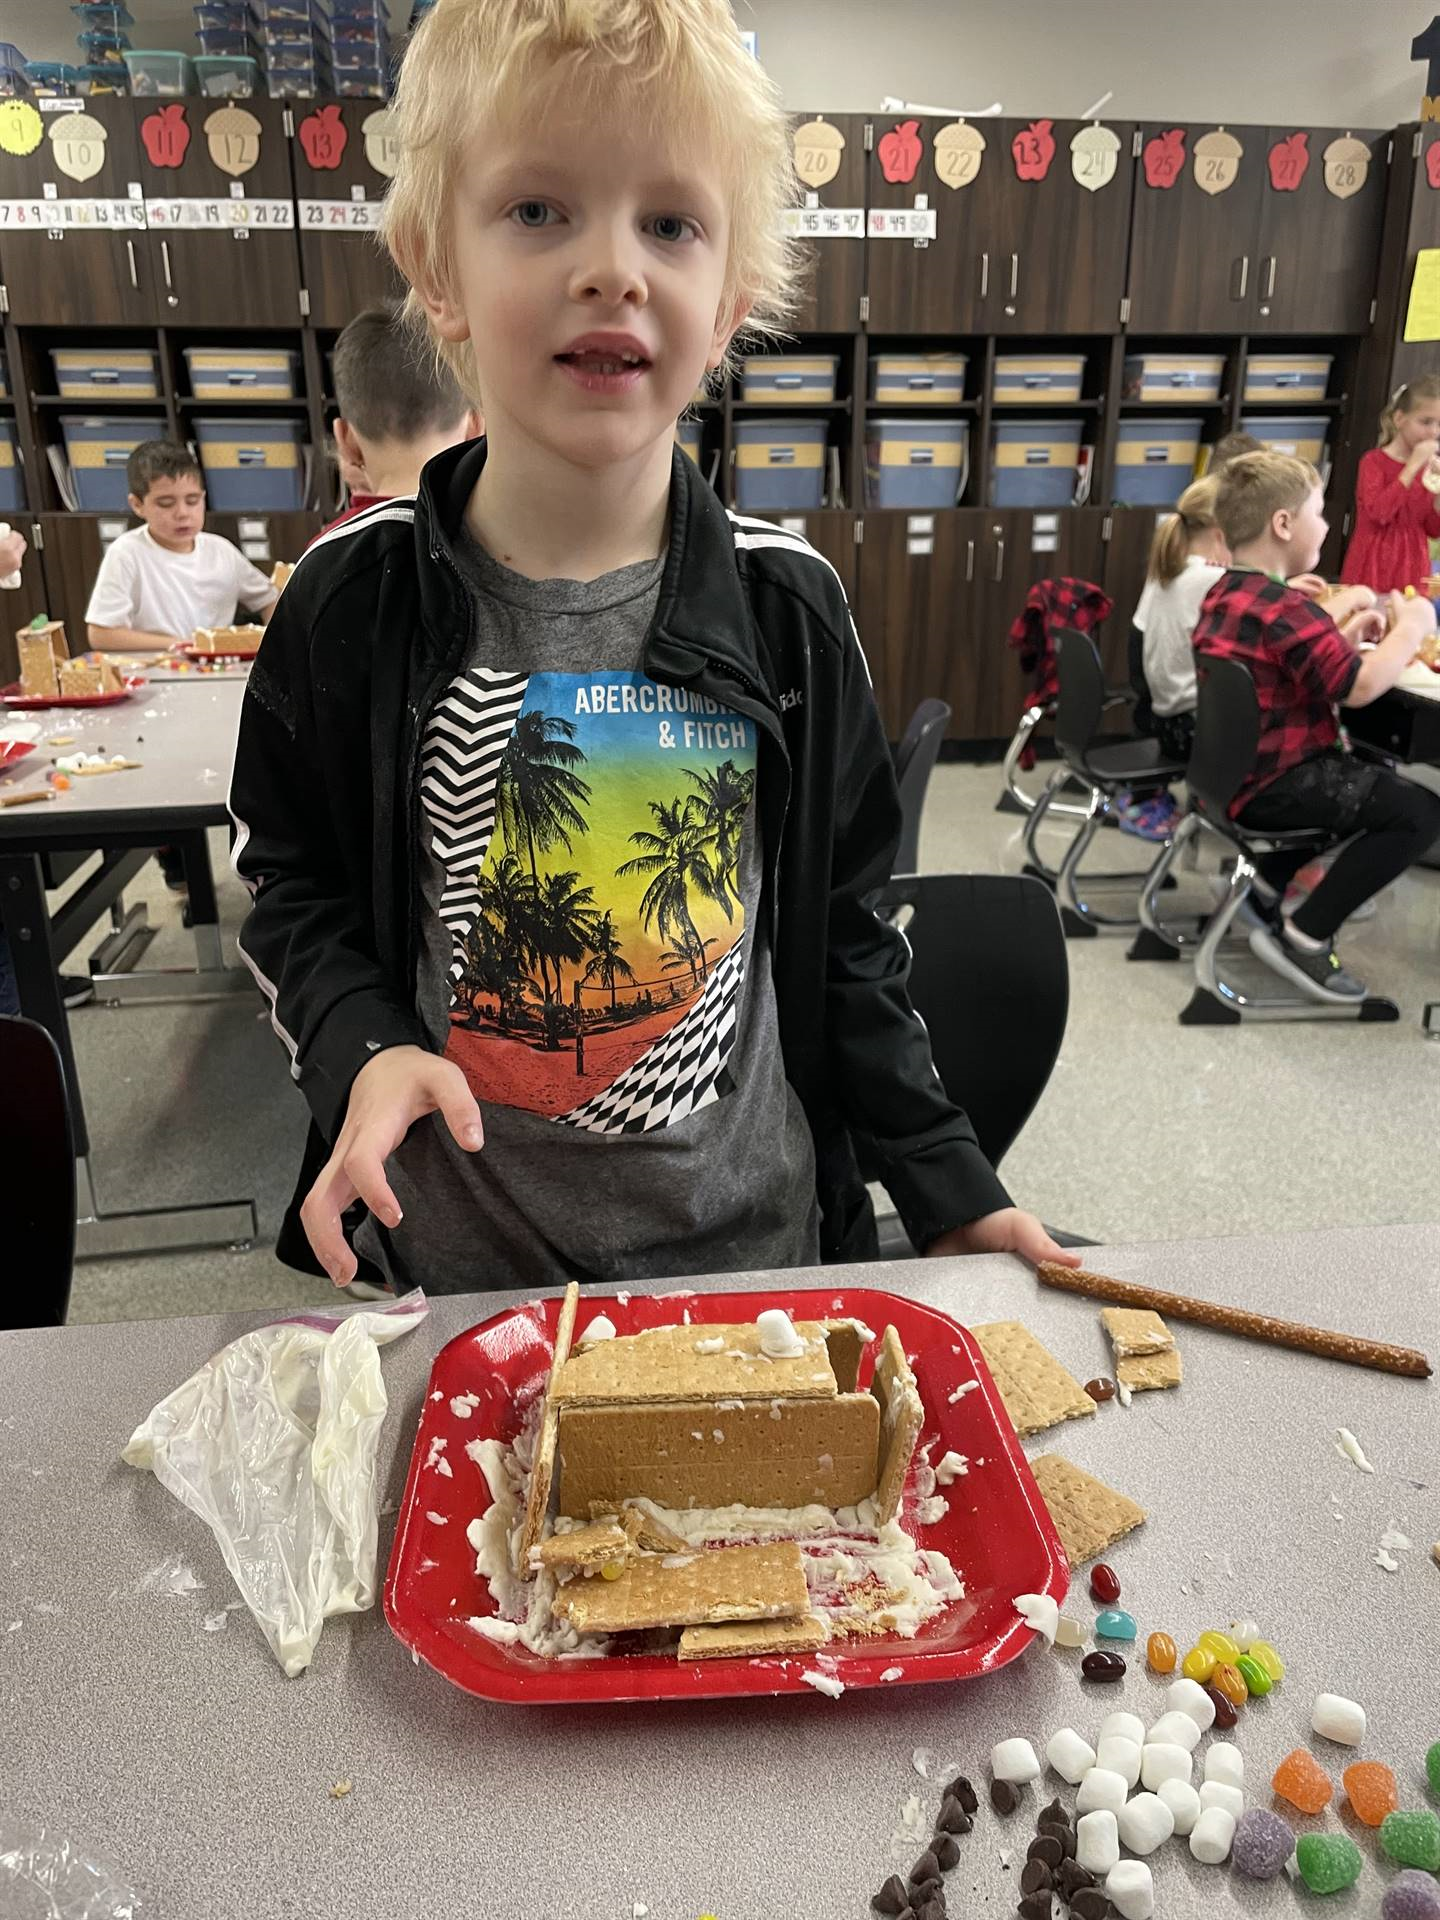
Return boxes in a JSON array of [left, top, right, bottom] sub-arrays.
[[1341, 375, 1440, 593]]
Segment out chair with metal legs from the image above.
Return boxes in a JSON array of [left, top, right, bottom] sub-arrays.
[[891, 698, 951, 876]]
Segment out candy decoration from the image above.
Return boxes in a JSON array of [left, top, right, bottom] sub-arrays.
[[1076, 1769, 1128, 1816], [1235, 1653, 1271, 1696], [1267, 130, 1311, 191], [1054, 1615, 1086, 1648], [1165, 1678, 1217, 1730], [1182, 1646, 1217, 1682], [299, 104, 348, 171], [1143, 127, 1186, 189], [1095, 1609, 1136, 1641], [47, 111, 107, 183], [1089, 1563, 1121, 1603], [877, 120, 923, 185], [1428, 143, 1440, 193], [1156, 1778, 1201, 1836], [1076, 1810, 1119, 1875], [1295, 1832, 1363, 1894], [1189, 1807, 1236, 1864], [141, 103, 190, 169], [1204, 1744, 1244, 1788], [1140, 1744, 1191, 1793], [1146, 1632, 1176, 1673], [933, 120, 985, 190], [1098, 1712, 1145, 1748], [1210, 1661, 1248, 1708], [1116, 1795, 1173, 1856], [1012, 118, 1056, 182], [1096, 1736, 1142, 1789], [1044, 1728, 1096, 1785], [1199, 1781, 1244, 1821], [1342, 1759, 1398, 1826], [1381, 1810, 1440, 1871], [1231, 1808, 1294, 1879], [1145, 1712, 1201, 1754], [1197, 1629, 1240, 1661], [1312, 1692, 1367, 1746], [1248, 1639, 1284, 1682], [1272, 1747, 1333, 1814], [991, 1738, 1042, 1783], [1081, 1650, 1125, 1682], [1204, 1684, 1238, 1729], [1084, 1375, 1115, 1402], [1383, 1869, 1440, 1920], [1228, 1618, 1260, 1649], [1105, 1860, 1154, 1920], [1428, 1739, 1440, 1794]]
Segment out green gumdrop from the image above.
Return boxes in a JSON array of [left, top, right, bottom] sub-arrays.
[[1427, 1740, 1440, 1798], [1381, 1809, 1440, 1872], [28, 613, 48, 629], [1296, 1833, 1363, 1894]]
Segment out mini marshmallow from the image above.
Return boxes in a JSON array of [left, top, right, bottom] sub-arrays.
[[1076, 1768, 1129, 1816], [991, 1737, 1041, 1784], [1106, 1859, 1156, 1920], [1096, 1736, 1143, 1790], [1312, 1692, 1367, 1746], [1204, 1742, 1244, 1788], [1140, 1743, 1192, 1792], [1190, 1806, 1237, 1864], [1013, 1593, 1059, 1645], [1076, 1809, 1120, 1876], [1145, 1711, 1202, 1753], [1166, 1676, 1218, 1731], [1097, 1711, 1146, 1748], [1045, 1728, 1097, 1786], [578, 1315, 616, 1347], [1157, 1778, 1202, 1837], [756, 1308, 805, 1358], [1199, 1781, 1245, 1821], [1117, 1793, 1175, 1856]]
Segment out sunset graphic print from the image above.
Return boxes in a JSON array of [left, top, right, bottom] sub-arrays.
[[422, 667, 758, 1134]]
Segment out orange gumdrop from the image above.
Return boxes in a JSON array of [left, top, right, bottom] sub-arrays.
[[1342, 1760, 1398, 1827], [51, 773, 72, 791], [1273, 1748, 1333, 1815]]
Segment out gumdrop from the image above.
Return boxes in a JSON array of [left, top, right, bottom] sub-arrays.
[[1272, 1747, 1332, 1814], [1342, 1760, 1398, 1827], [1231, 1808, 1294, 1880], [1427, 1739, 1440, 1797], [1294, 1832, 1362, 1894], [1382, 1869, 1440, 1920], [1381, 1809, 1440, 1872]]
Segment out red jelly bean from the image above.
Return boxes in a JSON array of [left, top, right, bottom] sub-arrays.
[[1089, 1564, 1121, 1604], [1204, 1683, 1239, 1729]]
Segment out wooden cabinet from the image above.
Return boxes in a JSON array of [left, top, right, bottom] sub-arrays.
[[979, 507, 1110, 736], [1251, 127, 1388, 334], [0, 520, 52, 686], [866, 116, 1134, 335], [135, 99, 302, 326], [290, 101, 406, 327], [1127, 125, 1266, 332], [788, 113, 868, 334], [0, 100, 155, 327], [35, 511, 105, 646]]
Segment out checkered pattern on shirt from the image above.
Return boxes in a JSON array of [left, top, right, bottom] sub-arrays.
[[1006, 577, 1113, 708], [1191, 569, 1361, 817]]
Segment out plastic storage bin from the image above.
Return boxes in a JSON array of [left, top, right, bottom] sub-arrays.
[[194, 416, 306, 509], [61, 415, 167, 509], [199, 29, 257, 56], [866, 417, 967, 509], [335, 70, 386, 94], [121, 49, 191, 93], [1122, 352, 1226, 404], [24, 62, 85, 94], [993, 354, 1086, 404], [676, 420, 703, 465], [194, 2, 254, 25], [0, 421, 24, 513], [741, 355, 839, 404], [184, 347, 300, 400], [991, 419, 1083, 508], [0, 44, 30, 97], [1113, 416, 1204, 508], [195, 53, 259, 92], [81, 66, 128, 92], [51, 347, 160, 399], [72, 2, 135, 24], [868, 354, 967, 405], [1243, 354, 1333, 404], [733, 418, 826, 512], [1239, 415, 1329, 464], [0, 351, 7, 399]]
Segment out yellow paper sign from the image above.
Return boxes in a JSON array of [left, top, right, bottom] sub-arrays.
[[1404, 248, 1440, 342], [0, 100, 44, 158]]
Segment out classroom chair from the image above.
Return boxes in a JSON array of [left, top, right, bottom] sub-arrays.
[[0, 1015, 76, 1327], [891, 698, 951, 876]]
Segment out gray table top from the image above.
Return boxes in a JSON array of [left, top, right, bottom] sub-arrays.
[[0, 680, 242, 838], [3, 1226, 1437, 1920]]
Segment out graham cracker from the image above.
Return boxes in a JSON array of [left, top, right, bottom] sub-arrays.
[[192, 625, 263, 656], [589, 1501, 690, 1553], [1031, 1453, 1146, 1566], [532, 1519, 630, 1571], [971, 1321, 1095, 1436], [1101, 1307, 1175, 1357], [822, 1320, 865, 1393], [57, 658, 103, 697], [871, 1325, 924, 1525], [16, 624, 66, 700], [678, 1614, 829, 1661], [515, 1281, 580, 1575], [556, 1395, 880, 1516], [553, 1321, 836, 1408], [1117, 1349, 1183, 1392], [552, 1541, 809, 1635]]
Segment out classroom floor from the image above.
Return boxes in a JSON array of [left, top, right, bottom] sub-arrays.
[[59, 761, 1440, 1324]]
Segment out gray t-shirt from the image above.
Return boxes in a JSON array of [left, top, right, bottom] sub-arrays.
[[359, 529, 818, 1291]]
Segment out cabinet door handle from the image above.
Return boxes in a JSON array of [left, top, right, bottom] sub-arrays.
[[994, 537, 1005, 582], [1232, 255, 1249, 300], [125, 238, 138, 290], [1263, 255, 1277, 299], [1009, 253, 1019, 299], [966, 538, 975, 582], [160, 240, 173, 290], [980, 251, 990, 298]]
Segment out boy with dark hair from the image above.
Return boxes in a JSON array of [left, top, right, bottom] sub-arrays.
[[86, 439, 277, 654]]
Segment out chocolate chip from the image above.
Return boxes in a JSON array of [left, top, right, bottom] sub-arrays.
[[872, 1876, 909, 1914], [1039, 1820, 1076, 1858], [946, 1775, 979, 1815], [1040, 1797, 1069, 1825], [916, 1901, 947, 1920], [1058, 1860, 1096, 1899], [935, 1797, 973, 1836], [1027, 1833, 1064, 1869], [908, 1850, 941, 1891], [1018, 1895, 1053, 1920], [934, 1834, 961, 1872], [1070, 1889, 1112, 1920], [1020, 1860, 1052, 1896], [990, 1778, 1020, 1815]]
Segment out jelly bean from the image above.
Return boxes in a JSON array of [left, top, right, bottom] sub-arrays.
[[1343, 1760, 1399, 1827], [1054, 1615, 1087, 1648], [1228, 1617, 1260, 1651], [1231, 1808, 1294, 1880], [1181, 1645, 1217, 1683], [1381, 1810, 1440, 1872], [1203, 1683, 1238, 1730], [1296, 1832, 1362, 1895], [1090, 1564, 1121, 1604], [1248, 1640, 1284, 1682], [1272, 1747, 1333, 1815], [1146, 1632, 1177, 1674], [1197, 1629, 1240, 1662], [1081, 1650, 1126, 1682], [1427, 1740, 1440, 1797], [1084, 1376, 1116, 1402], [1095, 1609, 1137, 1641], [1384, 1870, 1440, 1920], [1234, 1654, 1271, 1697], [600, 1561, 625, 1580], [1210, 1662, 1247, 1708]]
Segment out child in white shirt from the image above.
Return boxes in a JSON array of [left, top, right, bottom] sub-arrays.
[[86, 440, 277, 653], [1142, 474, 1228, 763]]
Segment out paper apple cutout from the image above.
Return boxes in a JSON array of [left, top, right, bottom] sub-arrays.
[[1143, 127, 1186, 189], [878, 119, 923, 185], [1427, 141, 1440, 191], [1268, 130, 1309, 191], [1012, 118, 1056, 182], [299, 104, 347, 172], [141, 103, 190, 170]]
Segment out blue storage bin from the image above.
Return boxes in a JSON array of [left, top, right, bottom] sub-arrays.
[[25, 61, 86, 94], [256, 0, 329, 18], [741, 355, 839, 404], [0, 421, 24, 513], [1113, 417, 1203, 508], [265, 61, 326, 92], [1122, 352, 1225, 404], [994, 354, 1086, 404], [77, 35, 130, 61], [194, 416, 306, 509], [335, 70, 387, 94], [677, 420, 703, 465], [198, 28, 257, 56], [869, 354, 967, 406], [61, 415, 167, 510], [991, 419, 1083, 509], [734, 418, 826, 512], [72, 2, 135, 24], [184, 347, 299, 399], [195, 2, 254, 24], [52, 347, 160, 399], [0, 351, 8, 400], [1239, 415, 1329, 465], [1242, 355, 1333, 404], [866, 417, 967, 509]]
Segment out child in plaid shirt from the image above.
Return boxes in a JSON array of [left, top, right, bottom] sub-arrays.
[[1192, 452, 1440, 1005]]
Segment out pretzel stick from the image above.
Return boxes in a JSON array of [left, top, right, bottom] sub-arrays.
[[1037, 1262, 1431, 1380]]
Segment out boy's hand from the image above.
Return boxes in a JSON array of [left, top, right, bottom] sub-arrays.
[[1339, 607, 1386, 648], [302, 1045, 484, 1284], [925, 1207, 1084, 1270], [1287, 572, 1329, 598]]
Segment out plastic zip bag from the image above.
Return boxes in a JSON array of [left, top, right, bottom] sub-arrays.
[[0, 1821, 143, 1917], [122, 1290, 428, 1677]]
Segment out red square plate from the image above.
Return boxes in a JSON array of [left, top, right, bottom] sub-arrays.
[[385, 1287, 1068, 1704], [1, 676, 144, 709]]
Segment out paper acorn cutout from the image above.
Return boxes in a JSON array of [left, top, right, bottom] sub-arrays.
[[204, 106, 262, 177], [47, 111, 108, 183], [361, 107, 400, 179], [1194, 127, 1243, 195], [793, 117, 844, 190], [1323, 134, 1370, 200], [1071, 123, 1121, 192], [933, 120, 985, 190]]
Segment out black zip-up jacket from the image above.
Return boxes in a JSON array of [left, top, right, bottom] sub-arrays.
[[229, 440, 1010, 1268]]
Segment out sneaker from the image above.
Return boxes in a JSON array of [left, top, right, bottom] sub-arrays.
[[1247, 923, 1367, 1003], [1118, 794, 1180, 842], [61, 973, 94, 1009]]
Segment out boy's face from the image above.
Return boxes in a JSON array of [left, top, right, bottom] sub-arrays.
[[1281, 484, 1328, 573], [428, 101, 741, 475], [131, 472, 205, 548]]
